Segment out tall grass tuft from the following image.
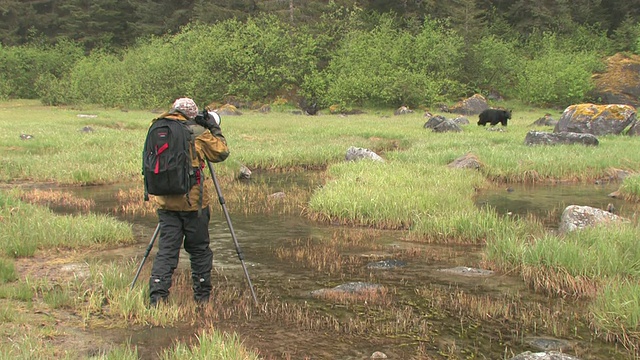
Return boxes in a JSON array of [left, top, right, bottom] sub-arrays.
[[590, 279, 640, 351], [161, 327, 260, 360], [619, 174, 640, 202]]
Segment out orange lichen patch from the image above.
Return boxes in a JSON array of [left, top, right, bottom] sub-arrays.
[[566, 103, 636, 122], [593, 53, 640, 92]]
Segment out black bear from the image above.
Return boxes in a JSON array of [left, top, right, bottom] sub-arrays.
[[477, 109, 512, 126]]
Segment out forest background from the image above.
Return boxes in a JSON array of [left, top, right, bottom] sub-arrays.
[[1, 0, 640, 111]]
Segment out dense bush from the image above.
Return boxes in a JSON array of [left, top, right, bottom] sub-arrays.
[[466, 35, 522, 99], [323, 16, 464, 108], [515, 32, 603, 107], [0, 39, 83, 100], [41, 16, 318, 109]]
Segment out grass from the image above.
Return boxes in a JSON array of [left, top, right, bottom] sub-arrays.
[[3, 99, 640, 357], [0, 190, 134, 257], [160, 328, 260, 360]]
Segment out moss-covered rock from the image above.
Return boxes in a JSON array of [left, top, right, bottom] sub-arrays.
[[554, 103, 636, 135], [592, 53, 640, 107]]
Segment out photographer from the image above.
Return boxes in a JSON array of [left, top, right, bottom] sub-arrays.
[[147, 97, 229, 306]]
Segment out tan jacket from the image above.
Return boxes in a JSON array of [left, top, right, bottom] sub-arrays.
[[152, 112, 230, 211]]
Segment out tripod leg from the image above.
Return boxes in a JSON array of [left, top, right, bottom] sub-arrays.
[[206, 160, 259, 306], [130, 223, 161, 290]]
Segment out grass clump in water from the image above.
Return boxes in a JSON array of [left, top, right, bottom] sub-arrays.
[[0, 190, 134, 257], [161, 327, 260, 360]]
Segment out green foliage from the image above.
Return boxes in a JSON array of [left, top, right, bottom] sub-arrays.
[[466, 35, 522, 97], [324, 16, 464, 107], [515, 32, 603, 106], [0, 40, 83, 100], [52, 15, 318, 108]]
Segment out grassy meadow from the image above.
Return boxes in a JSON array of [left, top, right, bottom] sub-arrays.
[[2, 99, 640, 357]]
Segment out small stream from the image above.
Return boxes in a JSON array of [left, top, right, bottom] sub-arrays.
[[45, 177, 635, 359]]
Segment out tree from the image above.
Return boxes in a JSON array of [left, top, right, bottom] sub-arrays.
[[58, 0, 138, 49]]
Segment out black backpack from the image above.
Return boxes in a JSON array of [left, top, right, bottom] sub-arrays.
[[142, 117, 198, 201]]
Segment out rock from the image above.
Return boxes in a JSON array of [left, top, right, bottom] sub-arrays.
[[311, 282, 384, 298], [452, 116, 469, 125], [394, 106, 414, 115], [437, 266, 494, 277], [423, 115, 446, 129], [559, 205, 625, 233], [524, 337, 574, 352], [217, 104, 243, 116], [531, 114, 558, 127], [258, 104, 271, 113], [448, 94, 489, 115], [554, 103, 636, 136], [80, 126, 94, 133], [371, 351, 388, 359], [448, 153, 482, 170], [524, 131, 599, 146], [508, 351, 581, 360], [432, 119, 462, 133], [345, 146, 384, 162], [238, 165, 252, 180], [268, 192, 286, 199], [366, 260, 406, 270], [591, 53, 640, 107]]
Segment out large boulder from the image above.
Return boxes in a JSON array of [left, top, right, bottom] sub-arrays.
[[531, 114, 558, 127], [592, 53, 640, 107], [432, 119, 462, 133], [524, 131, 599, 146], [423, 115, 446, 129], [553, 103, 636, 136], [559, 205, 625, 233], [448, 94, 489, 115]]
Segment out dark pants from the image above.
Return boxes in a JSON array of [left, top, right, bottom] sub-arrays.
[[149, 206, 213, 304]]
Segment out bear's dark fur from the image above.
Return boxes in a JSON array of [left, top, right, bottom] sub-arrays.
[[477, 109, 512, 126]]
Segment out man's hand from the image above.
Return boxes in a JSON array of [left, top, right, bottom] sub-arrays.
[[195, 110, 221, 133]]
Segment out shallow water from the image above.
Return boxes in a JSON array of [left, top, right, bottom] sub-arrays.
[[44, 178, 638, 359], [476, 181, 630, 229]]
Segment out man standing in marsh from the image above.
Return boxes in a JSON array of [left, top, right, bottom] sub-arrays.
[[143, 97, 229, 306]]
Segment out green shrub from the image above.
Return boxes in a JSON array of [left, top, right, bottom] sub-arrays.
[[515, 32, 603, 106], [324, 16, 464, 108], [467, 35, 522, 98], [0, 40, 83, 100]]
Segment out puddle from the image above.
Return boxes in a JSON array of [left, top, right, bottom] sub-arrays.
[[475, 182, 631, 229], [17, 177, 638, 359]]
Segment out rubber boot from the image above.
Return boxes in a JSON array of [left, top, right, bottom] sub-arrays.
[[149, 275, 171, 307], [192, 272, 212, 304]]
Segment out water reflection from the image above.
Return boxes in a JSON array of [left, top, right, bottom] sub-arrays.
[[475, 182, 629, 229]]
